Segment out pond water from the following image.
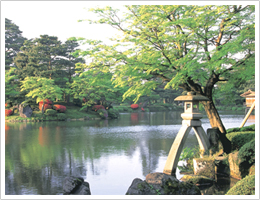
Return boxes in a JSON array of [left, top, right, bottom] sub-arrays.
[[5, 111, 255, 195]]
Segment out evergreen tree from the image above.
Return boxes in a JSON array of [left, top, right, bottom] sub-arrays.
[[5, 18, 26, 70], [14, 35, 66, 81]]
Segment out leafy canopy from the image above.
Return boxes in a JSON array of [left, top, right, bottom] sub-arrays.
[[77, 5, 255, 103], [20, 77, 63, 103]]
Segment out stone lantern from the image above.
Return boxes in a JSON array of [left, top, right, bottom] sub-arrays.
[[163, 92, 211, 176]]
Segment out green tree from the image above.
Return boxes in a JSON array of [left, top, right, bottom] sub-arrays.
[[78, 5, 255, 153], [70, 63, 126, 109], [20, 77, 63, 114], [56, 38, 85, 103], [5, 67, 20, 103], [14, 35, 66, 80], [5, 18, 26, 70]]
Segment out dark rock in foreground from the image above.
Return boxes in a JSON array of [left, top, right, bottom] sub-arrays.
[[126, 172, 201, 195], [63, 176, 91, 195]]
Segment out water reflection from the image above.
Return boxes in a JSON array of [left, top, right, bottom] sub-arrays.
[[5, 111, 254, 195]]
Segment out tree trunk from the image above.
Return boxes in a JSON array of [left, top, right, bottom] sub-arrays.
[[41, 102, 45, 115], [201, 100, 231, 153]]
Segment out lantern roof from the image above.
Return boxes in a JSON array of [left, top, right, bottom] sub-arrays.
[[174, 92, 210, 102]]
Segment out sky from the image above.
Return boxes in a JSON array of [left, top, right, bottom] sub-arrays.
[[1, 1, 126, 43]]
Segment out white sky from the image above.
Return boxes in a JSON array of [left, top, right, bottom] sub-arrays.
[[1, 1, 127, 43]]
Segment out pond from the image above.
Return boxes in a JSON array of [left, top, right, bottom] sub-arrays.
[[5, 111, 255, 195]]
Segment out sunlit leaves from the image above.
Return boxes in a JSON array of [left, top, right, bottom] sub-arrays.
[[78, 5, 255, 102], [20, 77, 63, 103]]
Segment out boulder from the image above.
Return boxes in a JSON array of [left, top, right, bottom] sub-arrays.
[[19, 104, 33, 118], [63, 176, 91, 195], [126, 172, 201, 195]]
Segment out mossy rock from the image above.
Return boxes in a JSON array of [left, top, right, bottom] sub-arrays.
[[44, 109, 57, 116], [226, 175, 255, 195], [180, 175, 215, 186]]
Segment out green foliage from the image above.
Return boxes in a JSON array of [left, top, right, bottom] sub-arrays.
[[179, 146, 200, 161], [97, 109, 108, 119], [5, 18, 26, 70], [44, 109, 57, 116], [226, 175, 255, 195], [238, 140, 255, 165], [226, 131, 255, 151], [107, 109, 119, 119], [227, 124, 255, 133], [5, 67, 20, 102], [57, 113, 67, 121], [83, 5, 254, 103], [20, 77, 63, 103]]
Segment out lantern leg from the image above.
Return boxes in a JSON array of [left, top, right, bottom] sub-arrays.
[[192, 126, 211, 156], [163, 125, 192, 176]]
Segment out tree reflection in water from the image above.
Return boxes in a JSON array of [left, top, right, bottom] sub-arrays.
[[5, 111, 253, 195]]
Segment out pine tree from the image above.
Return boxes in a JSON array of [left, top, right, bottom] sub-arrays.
[[5, 18, 26, 70]]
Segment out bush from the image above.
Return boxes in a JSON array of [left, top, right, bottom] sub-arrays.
[[57, 113, 67, 121], [97, 109, 108, 119], [44, 109, 57, 116], [92, 105, 105, 111], [5, 109, 13, 116], [238, 140, 255, 165], [53, 104, 66, 113], [226, 131, 255, 151], [39, 103, 52, 111], [131, 104, 139, 110], [108, 109, 119, 119], [225, 175, 255, 195], [227, 124, 255, 133]]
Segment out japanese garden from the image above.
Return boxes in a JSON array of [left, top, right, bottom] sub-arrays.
[[4, 5, 256, 196]]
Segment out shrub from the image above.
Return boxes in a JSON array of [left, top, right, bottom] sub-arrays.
[[130, 104, 139, 110], [97, 109, 108, 119], [5, 109, 13, 116], [57, 113, 66, 121], [108, 109, 119, 119], [53, 104, 66, 113], [39, 103, 52, 111], [227, 124, 255, 133], [226, 131, 255, 151], [92, 105, 105, 111], [44, 109, 57, 116], [225, 175, 255, 195], [238, 140, 255, 165]]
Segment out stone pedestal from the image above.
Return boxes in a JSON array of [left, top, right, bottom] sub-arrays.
[[163, 119, 210, 175]]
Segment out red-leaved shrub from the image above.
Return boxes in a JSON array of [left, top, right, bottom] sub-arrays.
[[92, 105, 105, 111], [130, 104, 139, 110], [5, 109, 13, 116], [39, 99, 53, 105], [39, 99, 53, 111], [53, 104, 66, 113]]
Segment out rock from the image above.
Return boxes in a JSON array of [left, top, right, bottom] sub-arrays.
[[19, 104, 33, 118], [214, 156, 230, 176], [180, 174, 214, 186], [228, 151, 243, 179], [63, 176, 91, 195], [126, 172, 201, 195], [193, 157, 216, 179]]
